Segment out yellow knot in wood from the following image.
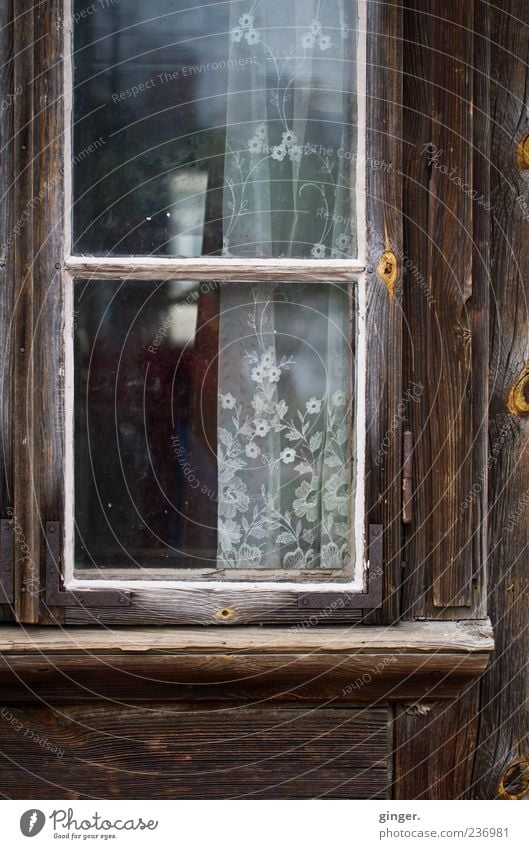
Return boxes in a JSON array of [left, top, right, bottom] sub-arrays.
[[507, 365, 529, 415], [498, 757, 529, 800], [376, 249, 398, 298], [215, 607, 236, 621], [517, 134, 529, 169]]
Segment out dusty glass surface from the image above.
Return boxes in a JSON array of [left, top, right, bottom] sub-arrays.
[[72, 0, 359, 257], [73, 279, 357, 578]]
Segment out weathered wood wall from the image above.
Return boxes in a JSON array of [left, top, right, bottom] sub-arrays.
[[1, 0, 527, 802], [394, 684, 481, 799], [394, 0, 492, 797], [0, 0, 15, 622], [470, 0, 529, 800], [397, 0, 529, 800]]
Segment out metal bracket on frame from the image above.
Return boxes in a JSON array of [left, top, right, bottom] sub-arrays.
[[0, 518, 14, 603], [297, 524, 384, 610], [402, 430, 414, 525], [45, 521, 131, 608]]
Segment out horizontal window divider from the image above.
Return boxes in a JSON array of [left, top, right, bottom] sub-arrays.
[[64, 255, 365, 282]]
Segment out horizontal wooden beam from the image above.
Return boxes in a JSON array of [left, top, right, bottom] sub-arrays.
[[0, 621, 493, 703], [0, 620, 493, 654], [64, 255, 365, 282]]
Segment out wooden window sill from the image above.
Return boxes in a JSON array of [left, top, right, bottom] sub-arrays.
[[0, 620, 493, 704]]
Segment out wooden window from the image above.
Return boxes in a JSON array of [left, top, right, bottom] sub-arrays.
[[2, 0, 404, 625]]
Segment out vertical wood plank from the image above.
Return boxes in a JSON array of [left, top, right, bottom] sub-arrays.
[[33, 0, 66, 624], [402, 1, 485, 617], [471, 0, 529, 798], [364, 0, 403, 624], [469, 0, 490, 620], [13, 0, 39, 622], [400, 0, 432, 619], [0, 0, 15, 622], [428, 2, 474, 608], [12, 0, 66, 623]]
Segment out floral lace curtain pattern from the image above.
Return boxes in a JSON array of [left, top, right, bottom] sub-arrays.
[[217, 0, 359, 575], [222, 0, 357, 259]]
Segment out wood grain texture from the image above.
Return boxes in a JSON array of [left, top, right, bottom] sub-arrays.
[[33, 0, 67, 626], [364, 0, 403, 625], [0, 651, 490, 705], [0, 705, 388, 799], [401, 0, 487, 617], [63, 588, 365, 625], [471, 0, 529, 799], [0, 620, 494, 653], [469, 0, 490, 621], [427, 2, 474, 608], [10, 0, 69, 625], [0, 652, 489, 705], [12, 0, 40, 622], [393, 682, 481, 799], [0, 622, 492, 704], [0, 0, 15, 623], [65, 256, 364, 281]]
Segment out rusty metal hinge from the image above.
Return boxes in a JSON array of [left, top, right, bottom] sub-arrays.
[[45, 521, 131, 608], [402, 430, 413, 525], [298, 524, 383, 610], [0, 518, 14, 603]]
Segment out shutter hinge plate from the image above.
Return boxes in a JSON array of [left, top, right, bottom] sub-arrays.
[[0, 518, 14, 603], [402, 430, 414, 524], [46, 522, 131, 608], [298, 524, 383, 610]]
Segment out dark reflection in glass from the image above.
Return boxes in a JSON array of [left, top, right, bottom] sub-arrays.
[[74, 278, 220, 571], [72, 0, 358, 257], [74, 279, 357, 578]]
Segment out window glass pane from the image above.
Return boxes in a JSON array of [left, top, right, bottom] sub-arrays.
[[72, 0, 360, 258], [73, 279, 358, 580]]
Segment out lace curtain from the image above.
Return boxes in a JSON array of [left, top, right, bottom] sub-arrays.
[[217, 0, 358, 573]]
